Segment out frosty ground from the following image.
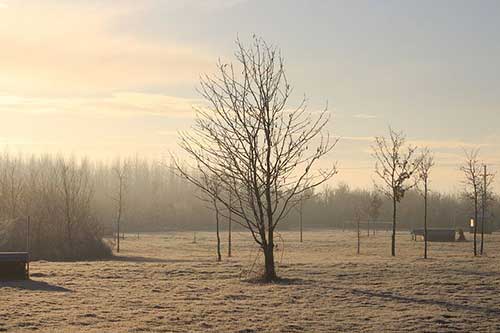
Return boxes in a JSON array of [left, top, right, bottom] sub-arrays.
[[1, 230, 499, 332]]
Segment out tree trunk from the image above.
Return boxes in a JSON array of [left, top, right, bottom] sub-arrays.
[[263, 242, 277, 282], [474, 195, 478, 256], [228, 212, 232, 257], [392, 196, 397, 257], [480, 207, 484, 255], [480, 164, 486, 255], [215, 200, 221, 262], [116, 220, 120, 253], [116, 179, 122, 253], [116, 200, 121, 253], [357, 216, 360, 255], [228, 191, 232, 257], [424, 182, 428, 259], [66, 223, 73, 257]]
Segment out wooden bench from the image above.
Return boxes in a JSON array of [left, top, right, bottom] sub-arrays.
[[411, 229, 425, 241], [411, 229, 456, 242], [0, 252, 29, 280]]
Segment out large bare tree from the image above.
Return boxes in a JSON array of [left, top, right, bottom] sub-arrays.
[[175, 37, 337, 282], [372, 128, 421, 256]]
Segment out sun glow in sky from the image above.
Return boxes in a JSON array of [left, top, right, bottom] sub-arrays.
[[1, 0, 499, 191]]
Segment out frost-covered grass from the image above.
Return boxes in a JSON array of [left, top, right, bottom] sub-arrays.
[[1, 230, 499, 332]]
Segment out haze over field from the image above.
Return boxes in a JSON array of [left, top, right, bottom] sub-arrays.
[[1, 0, 499, 191]]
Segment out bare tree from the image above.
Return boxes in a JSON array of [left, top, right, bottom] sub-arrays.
[[479, 164, 495, 255], [175, 37, 337, 282], [372, 128, 421, 256], [206, 176, 222, 262], [461, 149, 482, 256], [214, 196, 222, 262], [112, 159, 129, 253], [415, 148, 434, 259]]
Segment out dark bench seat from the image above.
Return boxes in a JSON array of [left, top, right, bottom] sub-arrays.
[[411, 229, 456, 242], [0, 252, 29, 280]]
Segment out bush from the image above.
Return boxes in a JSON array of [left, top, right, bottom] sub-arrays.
[[0, 218, 111, 261]]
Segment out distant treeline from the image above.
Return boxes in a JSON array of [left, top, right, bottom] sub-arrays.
[[289, 183, 499, 232], [0, 153, 210, 260], [0, 153, 498, 259]]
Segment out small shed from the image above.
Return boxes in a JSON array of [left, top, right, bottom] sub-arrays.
[[0, 252, 30, 280], [411, 229, 456, 242]]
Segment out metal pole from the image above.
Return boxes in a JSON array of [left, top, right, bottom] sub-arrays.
[[357, 215, 360, 255], [481, 164, 487, 255], [26, 216, 30, 279]]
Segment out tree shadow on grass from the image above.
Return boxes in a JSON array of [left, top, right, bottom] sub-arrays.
[[432, 268, 499, 278], [351, 288, 500, 315], [111, 255, 200, 264], [0, 279, 72, 292], [243, 276, 313, 285]]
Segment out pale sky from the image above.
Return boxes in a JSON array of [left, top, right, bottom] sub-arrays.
[[1, 0, 499, 192]]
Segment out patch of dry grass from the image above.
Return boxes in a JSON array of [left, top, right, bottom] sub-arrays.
[[1, 230, 500, 332]]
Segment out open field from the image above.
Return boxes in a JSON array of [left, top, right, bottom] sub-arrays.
[[1, 230, 500, 332]]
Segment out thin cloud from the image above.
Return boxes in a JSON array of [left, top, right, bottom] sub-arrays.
[[199, 0, 248, 9], [353, 113, 377, 119], [0, 93, 202, 118], [0, 137, 56, 145], [408, 139, 491, 149], [340, 136, 492, 150], [157, 131, 177, 136], [341, 136, 373, 142]]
